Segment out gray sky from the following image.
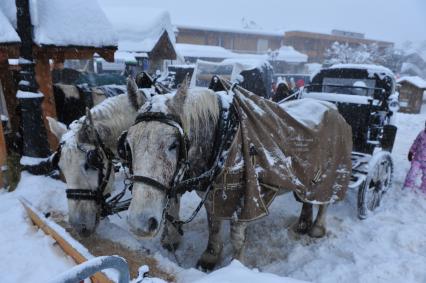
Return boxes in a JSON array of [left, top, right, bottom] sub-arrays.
[[135, 0, 426, 45]]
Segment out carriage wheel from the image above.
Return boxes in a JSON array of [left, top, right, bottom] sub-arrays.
[[357, 151, 393, 220]]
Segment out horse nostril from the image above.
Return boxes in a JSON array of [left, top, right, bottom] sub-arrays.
[[148, 217, 158, 232]]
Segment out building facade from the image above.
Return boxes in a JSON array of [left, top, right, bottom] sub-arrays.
[[176, 25, 283, 54], [283, 30, 394, 63]]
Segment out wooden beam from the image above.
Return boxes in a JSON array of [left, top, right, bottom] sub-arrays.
[[0, 44, 20, 58], [35, 53, 58, 151], [20, 199, 113, 283], [34, 45, 116, 62]]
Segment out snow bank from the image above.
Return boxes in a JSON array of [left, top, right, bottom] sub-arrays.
[[99, 0, 175, 53], [191, 260, 308, 283], [0, 173, 74, 283]]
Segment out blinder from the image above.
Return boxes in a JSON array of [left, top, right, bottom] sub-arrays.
[[51, 147, 61, 169], [117, 130, 131, 164], [85, 148, 104, 170]]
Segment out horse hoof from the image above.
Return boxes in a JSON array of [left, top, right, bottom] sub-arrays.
[[162, 242, 180, 252], [308, 225, 326, 238], [196, 259, 216, 272], [291, 221, 311, 235]]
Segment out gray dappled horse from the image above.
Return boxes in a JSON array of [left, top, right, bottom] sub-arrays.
[[122, 82, 334, 270], [47, 80, 150, 237]]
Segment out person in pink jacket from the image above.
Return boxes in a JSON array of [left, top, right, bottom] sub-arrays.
[[404, 122, 426, 193]]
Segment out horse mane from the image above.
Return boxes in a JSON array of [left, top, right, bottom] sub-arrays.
[[172, 87, 220, 142], [62, 93, 138, 150]]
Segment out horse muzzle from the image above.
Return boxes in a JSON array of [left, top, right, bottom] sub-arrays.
[[128, 214, 161, 238]]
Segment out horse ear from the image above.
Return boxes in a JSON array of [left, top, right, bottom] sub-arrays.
[[78, 108, 97, 143], [170, 74, 190, 112], [127, 77, 147, 111], [47, 116, 67, 140], [85, 107, 94, 127]]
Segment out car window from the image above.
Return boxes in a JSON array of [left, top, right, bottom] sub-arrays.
[[323, 78, 376, 96]]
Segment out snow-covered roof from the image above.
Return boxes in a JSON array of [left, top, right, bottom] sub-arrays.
[[0, 0, 117, 48], [99, 1, 176, 53], [177, 24, 284, 37], [0, 9, 19, 44], [177, 43, 236, 59], [397, 76, 426, 89], [0, 1, 17, 28], [405, 49, 426, 63], [274, 46, 308, 63], [401, 62, 423, 77], [31, 0, 117, 47], [221, 58, 272, 71], [177, 43, 308, 64], [330, 64, 395, 78]]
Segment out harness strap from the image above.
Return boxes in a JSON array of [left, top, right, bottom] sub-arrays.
[[131, 175, 170, 192], [66, 189, 101, 201]]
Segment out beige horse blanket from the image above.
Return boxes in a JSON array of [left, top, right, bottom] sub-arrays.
[[212, 87, 352, 221]]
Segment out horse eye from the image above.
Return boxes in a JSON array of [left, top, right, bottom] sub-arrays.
[[86, 150, 102, 169], [168, 141, 178, 151]]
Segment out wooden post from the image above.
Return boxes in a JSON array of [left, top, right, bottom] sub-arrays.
[[35, 53, 59, 150], [16, 0, 50, 158]]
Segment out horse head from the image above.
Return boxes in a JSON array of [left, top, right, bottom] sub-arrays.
[[48, 114, 115, 237], [125, 79, 220, 237], [47, 79, 147, 237]]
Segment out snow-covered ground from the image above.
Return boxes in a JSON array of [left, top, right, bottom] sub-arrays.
[[1, 110, 426, 283]]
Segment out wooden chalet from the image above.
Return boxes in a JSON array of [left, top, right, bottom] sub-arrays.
[[99, 2, 177, 73], [0, 0, 117, 155], [397, 76, 426, 114]]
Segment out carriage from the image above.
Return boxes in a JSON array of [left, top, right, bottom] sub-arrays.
[[301, 64, 399, 219], [192, 59, 273, 99]]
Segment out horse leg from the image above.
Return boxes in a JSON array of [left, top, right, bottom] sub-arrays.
[[309, 204, 328, 238], [294, 202, 313, 234], [161, 196, 182, 251], [196, 200, 223, 271], [231, 220, 248, 262]]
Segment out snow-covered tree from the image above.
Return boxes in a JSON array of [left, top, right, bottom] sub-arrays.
[[324, 42, 383, 65]]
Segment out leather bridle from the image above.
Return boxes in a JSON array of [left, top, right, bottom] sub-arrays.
[[53, 129, 122, 217], [125, 96, 239, 231], [129, 112, 190, 199]]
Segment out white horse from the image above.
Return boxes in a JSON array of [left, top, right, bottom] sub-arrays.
[[47, 79, 147, 237], [123, 84, 344, 270]]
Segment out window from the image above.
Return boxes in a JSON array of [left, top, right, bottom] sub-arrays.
[[323, 78, 376, 96], [257, 39, 269, 52]]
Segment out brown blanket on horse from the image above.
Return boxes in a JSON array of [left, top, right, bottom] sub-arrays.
[[212, 87, 352, 221]]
